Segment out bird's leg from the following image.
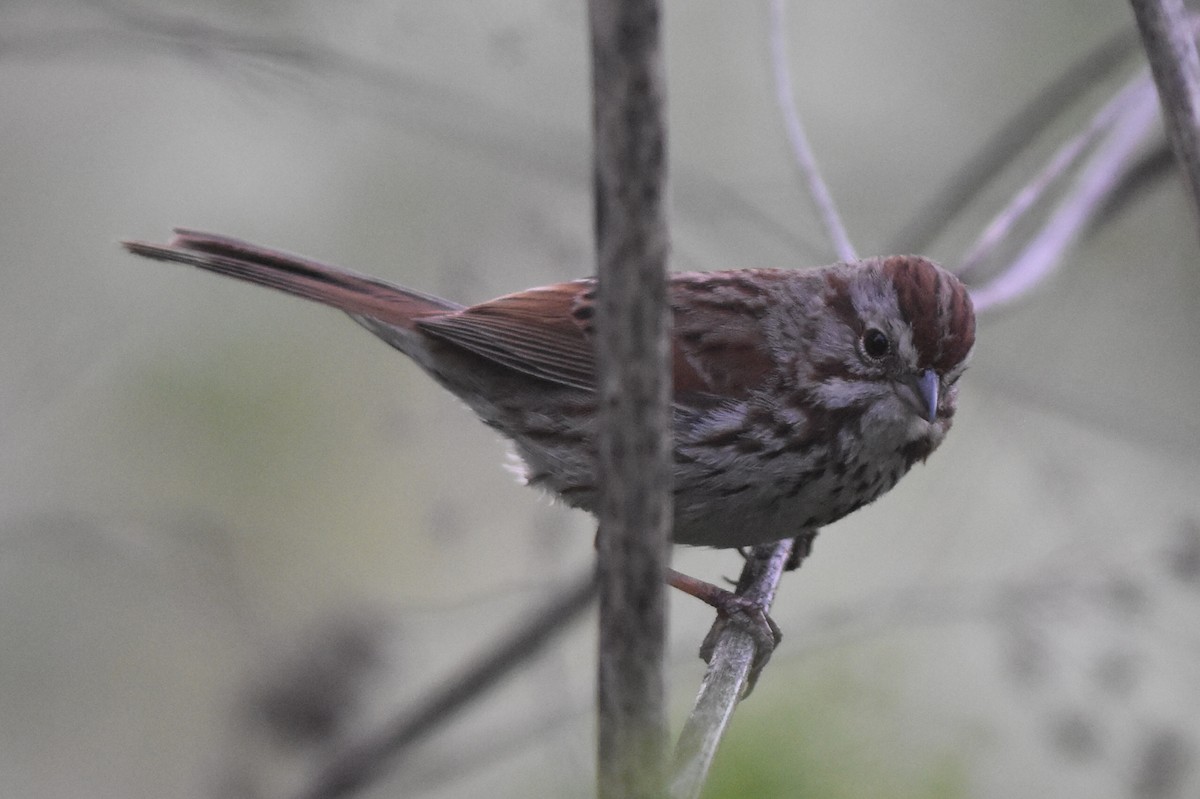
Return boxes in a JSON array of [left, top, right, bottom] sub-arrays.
[[784, 529, 819, 571], [666, 568, 781, 669], [669, 533, 817, 694], [593, 528, 780, 658]]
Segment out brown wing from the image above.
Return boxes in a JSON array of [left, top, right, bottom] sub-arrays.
[[418, 271, 782, 403], [417, 280, 598, 391]]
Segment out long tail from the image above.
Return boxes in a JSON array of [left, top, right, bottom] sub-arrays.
[[122, 229, 464, 333]]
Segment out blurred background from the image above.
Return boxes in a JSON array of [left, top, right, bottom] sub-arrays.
[[2, 1, 1198, 797]]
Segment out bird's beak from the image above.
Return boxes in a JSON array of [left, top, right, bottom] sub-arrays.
[[899, 368, 939, 423]]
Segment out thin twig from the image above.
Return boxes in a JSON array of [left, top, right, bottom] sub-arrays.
[[890, 27, 1139, 254], [589, 1, 673, 797], [291, 570, 598, 799], [958, 71, 1154, 280], [969, 79, 1160, 312], [670, 538, 798, 799], [767, 0, 857, 262], [1130, 0, 1200, 229]]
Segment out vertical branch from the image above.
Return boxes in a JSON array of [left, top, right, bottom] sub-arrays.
[[589, 1, 672, 798], [1129, 0, 1200, 230]]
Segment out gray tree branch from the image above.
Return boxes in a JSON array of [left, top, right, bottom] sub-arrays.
[[1130, 0, 1200, 231], [888, 27, 1139, 255], [589, 1, 673, 797], [968, 79, 1159, 312], [670, 538, 799, 799], [291, 570, 598, 799]]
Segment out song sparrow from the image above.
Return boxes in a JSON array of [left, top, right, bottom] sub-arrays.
[[124, 230, 975, 550]]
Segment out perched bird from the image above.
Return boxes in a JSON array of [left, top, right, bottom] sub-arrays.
[[125, 230, 975, 646]]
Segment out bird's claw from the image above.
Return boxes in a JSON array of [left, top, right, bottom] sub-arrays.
[[699, 593, 782, 696]]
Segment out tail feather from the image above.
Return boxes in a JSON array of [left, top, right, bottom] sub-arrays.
[[122, 229, 462, 332]]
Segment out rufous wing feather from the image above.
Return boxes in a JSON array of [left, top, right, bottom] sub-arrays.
[[418, 281, 598, 391]]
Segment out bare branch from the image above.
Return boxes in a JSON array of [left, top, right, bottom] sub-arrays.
[[589, 1, 673, 797], [959, 71, 1155, 281], [292, 571, 597, 799], [767, 0, 858, 262], [1130, 0, 1200, 230], [969, 79, 1160, 312], [889, 27, 1139, 254], [670, 538, 798, 799]]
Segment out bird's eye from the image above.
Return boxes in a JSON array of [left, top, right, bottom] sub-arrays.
[[862, 328, 891, 359]]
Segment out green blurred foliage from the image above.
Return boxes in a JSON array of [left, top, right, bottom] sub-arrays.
[[702, 667, 967, 799]]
